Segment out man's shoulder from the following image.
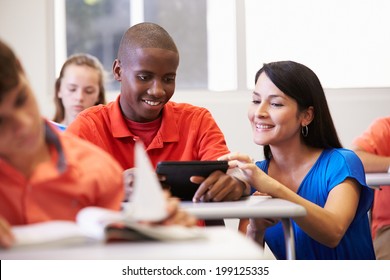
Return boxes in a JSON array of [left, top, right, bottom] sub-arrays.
[[60, 132, 119, 166], [167, 101, 210, 115], [68, 102, 117, 133], [78, 103, 113, 118], [371, 116, 390, 130]]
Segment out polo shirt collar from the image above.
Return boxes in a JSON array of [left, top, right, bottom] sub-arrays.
[[110, 96, 179, 142], [110, 95, 136, 138], [159, 102, 179, 142]]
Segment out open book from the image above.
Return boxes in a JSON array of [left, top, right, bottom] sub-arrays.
[[9, 142, 204, 249], [11, 207, 205, 248]]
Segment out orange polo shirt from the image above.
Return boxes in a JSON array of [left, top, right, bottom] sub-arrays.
[[0, 121, 124, 226], [352, 117, 390, 239], [67, 96, 230, 170]]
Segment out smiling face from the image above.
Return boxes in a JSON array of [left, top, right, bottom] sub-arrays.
[[248, 72, 311, 147], [0, 74, 44, 162], [113, 48, 179, 122], [58, 64, 100, 125]]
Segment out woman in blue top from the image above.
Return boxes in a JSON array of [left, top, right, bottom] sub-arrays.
[[220, 61, 375, 259]]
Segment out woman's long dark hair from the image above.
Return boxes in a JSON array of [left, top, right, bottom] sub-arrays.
[[255, 61, 342, 160]]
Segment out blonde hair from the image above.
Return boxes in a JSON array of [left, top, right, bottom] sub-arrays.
[[53, 53, 107, 123]]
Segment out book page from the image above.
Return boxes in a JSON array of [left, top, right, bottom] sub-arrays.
[[77, 206, 206, 242], [127, 141, 168, 222], [11, 221, 99, 248]]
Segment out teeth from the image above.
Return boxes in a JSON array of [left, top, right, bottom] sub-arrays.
[[256, 124, 273, 129], [143, 100, 161, 106]]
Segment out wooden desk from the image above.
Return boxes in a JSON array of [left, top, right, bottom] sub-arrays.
[[181, 196, 307, 260], [365, 172, 390, 187], [0, 227, 265, 260]]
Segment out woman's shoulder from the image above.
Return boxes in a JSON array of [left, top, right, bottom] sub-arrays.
[[319, 148, 366, 183], [321, 148, 360, 163]]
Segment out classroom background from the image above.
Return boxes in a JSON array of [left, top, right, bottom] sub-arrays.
[[1, 0, 389, 162]]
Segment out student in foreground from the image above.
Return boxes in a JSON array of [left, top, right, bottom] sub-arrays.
[[352, 116, 390, 259], [219, 61, 375, 259], [0, 39, 196, 249], [67, 22, 248, 203], [52, 53, 107, 130]]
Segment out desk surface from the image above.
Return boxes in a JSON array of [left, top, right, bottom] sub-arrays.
[[0, 227, 266, 260], [365, 172, 390, 187], [181, 196, 307, 220], [181, 196, 306, 260]]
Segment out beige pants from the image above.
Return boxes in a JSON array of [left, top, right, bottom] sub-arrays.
[[373, 225, 390, 260]]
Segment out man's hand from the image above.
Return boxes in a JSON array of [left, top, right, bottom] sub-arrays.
[[191, 170, 247, 202], [0, 217, 15, 249]]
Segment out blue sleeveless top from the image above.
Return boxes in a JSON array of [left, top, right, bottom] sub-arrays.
[[255, 148, 375, 260], [50, 121, 67, 131]]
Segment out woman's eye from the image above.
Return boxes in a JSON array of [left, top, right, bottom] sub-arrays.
[[252, 100, 261, 105], [85, 89, 96, 94], [271, 103, 283, 107]]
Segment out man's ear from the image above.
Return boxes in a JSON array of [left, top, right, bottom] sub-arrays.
[[112, 59, 122, 81]]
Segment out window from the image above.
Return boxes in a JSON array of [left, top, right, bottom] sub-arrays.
[[57, 0, 390, 91], [56, 0, 237, 91], [64, 0, 130, 91]]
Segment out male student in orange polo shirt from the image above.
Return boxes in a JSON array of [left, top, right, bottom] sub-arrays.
[[67, 22, 249, 203], [0, 39, 196, 248], [352, 116, 390, 259]]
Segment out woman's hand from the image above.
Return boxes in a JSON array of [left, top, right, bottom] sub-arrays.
[[218, 152, 272, 195], [246, 217, 279, 246]]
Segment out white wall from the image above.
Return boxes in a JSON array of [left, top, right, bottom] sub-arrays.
[[169, 88, 390, 161], [0, 0, 55, 118], [245, 0, 390, 89], [1, 0, 389, 160]]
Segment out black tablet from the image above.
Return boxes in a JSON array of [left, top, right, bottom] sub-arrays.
[[156, 160, 229, 201]]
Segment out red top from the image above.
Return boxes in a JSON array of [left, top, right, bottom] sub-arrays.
[[353, 116, 390, 238], [0, 122, 124, 225], [67, 96, 230, 169]]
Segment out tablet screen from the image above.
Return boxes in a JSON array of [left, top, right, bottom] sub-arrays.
[[156, 161, 229, 201]]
